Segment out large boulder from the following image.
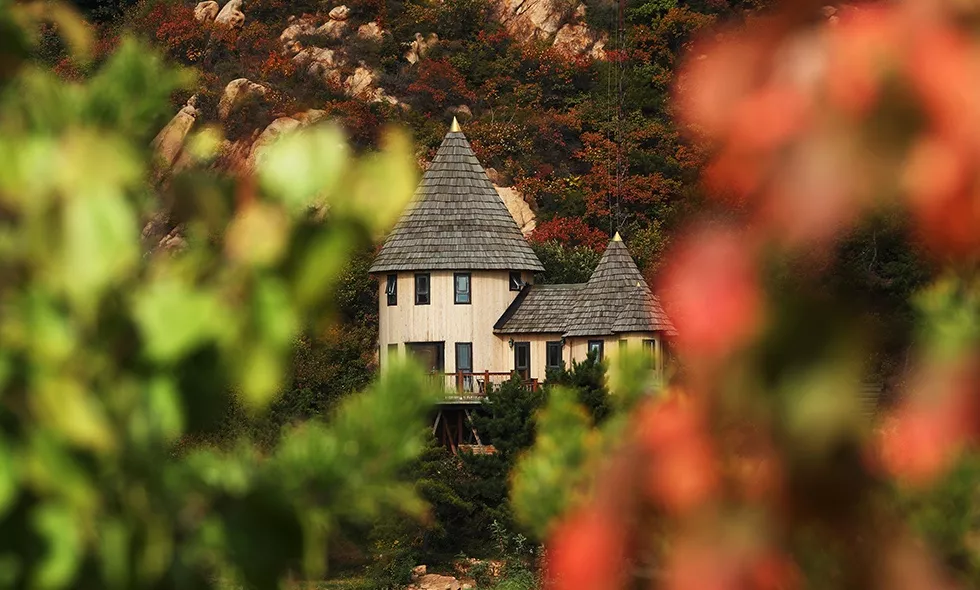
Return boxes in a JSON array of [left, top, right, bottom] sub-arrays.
[[408, 573, 474, 590], [315, 18, 348, 40], [217, 78, 268, 121], [344, 65, 376, 97], [279, 16, 316, 56], [552, 21, 606, 60], [151, 95, 199, 169], [405, 32, 438, 64], [194, 1, 219, 22], [357, 21, 383, 41], [493, 0, 577, 40], [214, 0, 244, 28], [495, 185, 536, 236], [328, 4, 350, 20], [246, 116, 301, 170], [293, 47, 344, 86], [241, 109, 329, 173]]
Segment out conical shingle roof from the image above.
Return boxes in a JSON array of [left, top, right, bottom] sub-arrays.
[[563, 235, 676, 337], [369, 122, 544, 273]]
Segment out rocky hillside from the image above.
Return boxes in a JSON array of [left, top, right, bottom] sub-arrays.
[[62, 0, 770, 275]]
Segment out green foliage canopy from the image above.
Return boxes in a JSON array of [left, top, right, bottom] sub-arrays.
[[0, 5, 436, 589]]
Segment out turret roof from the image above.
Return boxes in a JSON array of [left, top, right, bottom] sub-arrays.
[[369, 120, 544, 273], [495, 236, 676, 337]]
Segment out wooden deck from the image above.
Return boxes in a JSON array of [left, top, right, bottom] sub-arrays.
[[440, 371, 538, 400]]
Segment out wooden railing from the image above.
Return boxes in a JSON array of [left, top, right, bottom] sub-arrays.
[[441, 371, 539, 397]]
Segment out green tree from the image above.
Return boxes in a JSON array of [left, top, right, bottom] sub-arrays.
[[0, 5, 435, 589], [531, 242, 601, 285], [545, 352, 611, 425]]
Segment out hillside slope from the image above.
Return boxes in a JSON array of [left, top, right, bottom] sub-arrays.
[[63, 0, 767, 276]]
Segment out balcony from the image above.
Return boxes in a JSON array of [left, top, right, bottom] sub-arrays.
[[440, 371, 540, 402]]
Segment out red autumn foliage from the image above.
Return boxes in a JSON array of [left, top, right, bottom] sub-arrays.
[[675, 1, 980, 256], [143, 1, 209, 65], [407, 58, 477, 109], [659, 226, 762, 361], [530, 217, 609, 251], [321, 100, 381, 147], [545, 507, 626, 590], [634, 396, 718, 513], [875, 356, 980, 486], [259, 50, 296, 81]]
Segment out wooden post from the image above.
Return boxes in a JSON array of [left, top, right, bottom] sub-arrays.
[[484, 370, 490, 394], [456, 370, 462, 393], [442, 417, 457, 455]]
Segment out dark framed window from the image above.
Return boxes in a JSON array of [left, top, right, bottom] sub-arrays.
[[385, 274, 397, 306], [414, 273, 430, 305], [546, 341, 563, 371], [588, 340, 604, 360], [642, 339, 656, 355], [514, 342, 530, 379], [619, 339, 628, 352], [509, 271, 523, 291], [454, 272, 471, 304], [455, 342, 473, 372], [387, 342, 398, 361]]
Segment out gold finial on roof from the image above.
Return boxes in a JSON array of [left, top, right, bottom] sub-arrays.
[[612, 231, 622, 242], [450, 116, 461, 132]]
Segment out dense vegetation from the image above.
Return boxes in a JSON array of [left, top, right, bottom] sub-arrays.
[[38, 0, 933, 430], [11, 1, 980, 590]]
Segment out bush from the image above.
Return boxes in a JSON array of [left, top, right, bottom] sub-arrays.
[[544, 352, 611, 425]]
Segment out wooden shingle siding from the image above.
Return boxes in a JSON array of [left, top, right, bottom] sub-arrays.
[[369, 129, 544, 273]]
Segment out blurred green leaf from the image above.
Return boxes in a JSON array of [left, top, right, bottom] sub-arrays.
[[32, 504, 83, 590], [133, 279, 231, 363], [257, 125, 349, 213], [511, 387, 597, 540]]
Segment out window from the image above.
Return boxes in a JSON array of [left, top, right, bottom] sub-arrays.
[[387, 342, 398, 361], [619, 339, 628, 352], [514, 342, 530, 379], [644, 339, 660, 373], [454, 272, 471, 304], [588, 340, 604, 360], [455, 342, 473, 392], [546, 341, 563, 371], [385, 274, 397, 306], [509, 271, 523, 291], [414, 273, 430, 305]]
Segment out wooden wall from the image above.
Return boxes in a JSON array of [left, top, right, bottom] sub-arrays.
[[378, 270, 530, 373], [378, 270, 665, 380]]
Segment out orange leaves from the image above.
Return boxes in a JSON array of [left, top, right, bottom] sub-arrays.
[[824, 5, 901, 117], [530, 217, 609, 251], [406, 58, 477, 109], [659, 227, 762, 362], [674, 1, 980, 259], [545, 507, 627, 590], [666, 533, 799, 590], [875, 356, 980, 486], [635, 396, 719, 514]]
